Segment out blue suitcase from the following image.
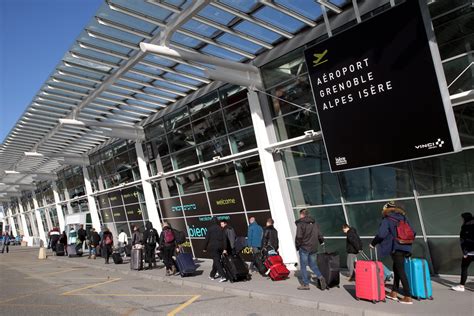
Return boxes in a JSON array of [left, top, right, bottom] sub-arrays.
[[404, 258, 433, 300], [175, 252, 197, 277]]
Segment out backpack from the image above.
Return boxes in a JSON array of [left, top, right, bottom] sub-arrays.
[[174, 230, 186, 244], [388, 216, 415, 245], [164, 229, 175, 243], [147, 229, 157, 245]]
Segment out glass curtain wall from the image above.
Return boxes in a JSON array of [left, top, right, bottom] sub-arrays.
[[260, 1, 474, 275], [144, 84, 270, 259]]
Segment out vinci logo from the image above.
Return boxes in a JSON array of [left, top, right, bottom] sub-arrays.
[[415, 138, 445, 150], [313, 49, 328, 67]]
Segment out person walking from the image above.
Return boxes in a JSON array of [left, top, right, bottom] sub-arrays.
[[221, 219, 236, 256], [60, 231, 68, 256], [102, 227, 113, 264], [247, 217, 263, 272], [88, 228, 101, 259], [159, 222, 178, 276], [77, 224, 87, 253], [1, 232, 10, 254], [451, 212, 474, 292], [262, 218, 279, 252], [203, 217, 227, 282], [342, 224, 362, 281], [370, 201, 416, 304], [295, 209, 327, 290], [142, 221, 159, 270]]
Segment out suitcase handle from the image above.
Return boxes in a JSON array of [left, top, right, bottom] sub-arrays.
[[369, 246, 378, 261]]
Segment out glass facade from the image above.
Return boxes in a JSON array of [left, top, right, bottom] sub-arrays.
[[2, 1, 473, 277]]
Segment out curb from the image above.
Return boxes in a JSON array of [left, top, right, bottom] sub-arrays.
[[48, 256, 398, 316]]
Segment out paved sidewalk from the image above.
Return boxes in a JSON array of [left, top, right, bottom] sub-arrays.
[[48, 250, 473, 316]]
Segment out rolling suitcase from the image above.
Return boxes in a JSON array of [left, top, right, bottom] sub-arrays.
[[55, 243, 65, 256], [68, 244, 82, 257], [130, 248, 143, 270], [317, 247, 340, 289], [221, 253, 250, 283], [255, 254, 268, 276], [356, 249, 386, 303], [175, 251, 197, 277], [112, 252, 123, 264], [264, 255, 290, 281], [404, 257, 433, 300]]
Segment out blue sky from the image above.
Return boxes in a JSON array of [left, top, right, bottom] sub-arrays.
[[0, 0, 102, 143]]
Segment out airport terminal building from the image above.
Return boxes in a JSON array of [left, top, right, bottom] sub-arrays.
[[1, 0, 473, 276]]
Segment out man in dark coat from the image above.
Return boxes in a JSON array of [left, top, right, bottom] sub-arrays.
[[142, 221, 159, 270], [77, 225, 87, 253], [295, 209, 326, 290], [451, 212, 474, 292], [262, 218, 279, 251], [203, 217, 227, 282]]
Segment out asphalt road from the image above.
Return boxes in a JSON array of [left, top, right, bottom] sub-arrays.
[[0, 247, 340, 316]]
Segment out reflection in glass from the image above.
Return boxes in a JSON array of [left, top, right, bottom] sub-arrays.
[[229, 128, 257, 153], [224, 100, 252, 133], [287, 173, 340, 206], [205, 163, 238, 190], [197, 138, 231, 162], [281, 141, 329, 177], [235, 156, 264, 185], [192, 111, 226, 144]]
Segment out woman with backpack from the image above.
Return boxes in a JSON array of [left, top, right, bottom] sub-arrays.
[[159, 222, 178, 276], [370, 201, 416, 305], [102, 227, 113, 264], [451, 212, 474, 292], [142, 221, 159, 270]]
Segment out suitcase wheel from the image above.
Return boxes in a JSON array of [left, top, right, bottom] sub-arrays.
[[372, 300, 376, 304], [355, 298, 360, 301], [429, 296, 434, 300], [382, 299, 386, 303]]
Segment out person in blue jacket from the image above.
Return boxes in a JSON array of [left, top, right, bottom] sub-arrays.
[[370, 201, 415, 305], [247, 217, 263, 272]]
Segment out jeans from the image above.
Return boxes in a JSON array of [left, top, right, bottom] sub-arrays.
[[461, 255, 473, 285], [391, 251, 410, 295], [210, 250, 225, 279], [347, 253, 357, 278], [299, 249, 322, 286], [250, 247, 260, 270]]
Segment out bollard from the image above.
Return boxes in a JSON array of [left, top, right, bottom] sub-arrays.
[[38, 240, 47, 260]]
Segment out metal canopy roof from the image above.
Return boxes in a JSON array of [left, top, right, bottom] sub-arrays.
[[0, 0, 349, 195]]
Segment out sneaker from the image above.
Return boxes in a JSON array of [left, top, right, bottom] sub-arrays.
[[218, 277, 228, 283], [209, 276, 216, 281], [451, 285, 465, 292], [171, 266, 177, 275], [399, 296, 413, 305], [297, 285, 310, 290], [166, 270, 171, 276], [387, 291, 399, 301], [318, 276, 327, 290], [215, 273, 220, 278]]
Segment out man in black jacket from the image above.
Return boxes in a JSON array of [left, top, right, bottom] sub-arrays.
[[142, 221, 159, 270], [262, 218, 279, 251], [295, 209, 326, 290], [77, 225, 87, 253], [342, 224, 362, 281], [452, 212, 474, 292], [203, 217, 227, 283]]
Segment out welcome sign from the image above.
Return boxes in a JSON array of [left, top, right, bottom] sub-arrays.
[[304, 0, 460, 172]]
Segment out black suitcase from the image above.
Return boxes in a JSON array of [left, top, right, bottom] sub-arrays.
[[56, 243, 65, 256], [124, 244, 132, 257], [317, 251, 340, 289], [130, 248, 143, 270], [221, 254, 250, 282], [255, 255, 268, 276], [112, 252, 123, 264]]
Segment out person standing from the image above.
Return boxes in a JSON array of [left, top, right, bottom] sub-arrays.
[[88, 228, 101, 259], [342, 224, 362, 282], [118, 229, 128, 256], [247, 217, 263, 272], [451, 212, 474, 292], [60, 231, 68, 256], [77, 225, 87, 253], [102, 227, 114, 264], [370, 201, 415, 304], [262, 218, 279, 251], [131, 225, 142, 247], [221, 219, 237, 256], [295, 209, 327, 290], [142, 221, 159, 270], [1, 232, 10, 254], [159, 222, 178, 276], [203, 217, 227, 282]]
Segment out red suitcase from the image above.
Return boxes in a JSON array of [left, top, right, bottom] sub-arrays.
[[264, 255, 290, 281], [355, 250, 386, 303]]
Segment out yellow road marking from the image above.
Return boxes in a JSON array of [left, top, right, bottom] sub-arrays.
[[61, 278, 121, 296], [25, 268, 78, 279], [65, 294, 196, 297], [167, 295, 201, 316], [0, 285, 66, 304]]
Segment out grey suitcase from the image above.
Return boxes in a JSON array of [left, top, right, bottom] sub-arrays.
[[130, 248, 143, 270]]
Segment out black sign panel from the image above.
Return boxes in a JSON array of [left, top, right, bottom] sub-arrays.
[[108, 191, 122, 207], [124, 203, 144, 221], [181, 193, 210, 216], [208, 188, 244, 214], [122, 187, 140, 205], [304, 0, 459, 172], [241, 184, 270, 211], [112, 206, 126, 222], [159, 197, 183, 218]]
